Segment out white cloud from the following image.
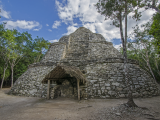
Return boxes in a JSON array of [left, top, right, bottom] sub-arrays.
[[52, 21, 61, 28], [48, 29, 52, 32], [46, 24, 49, 26], [4, 20, 42, 30], [33, 29, 40, 31], [0, 5, 42, 31], [49, 39, 58, 43], [127, 8, 156, 40], [63, 25, 78, 35], [114, 44, 122, 51], [55, 0, 156, 42], [0, 6, 11, 19], [83, 23, 96, 33]]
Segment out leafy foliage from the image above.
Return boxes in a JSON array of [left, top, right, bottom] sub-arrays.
[[128, 22, 160, 82], [95, 0, 141, 107], [0, 25, 50, 87], [149, 5, 160, 54]]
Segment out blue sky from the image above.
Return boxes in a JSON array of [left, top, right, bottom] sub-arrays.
[[0, 0, 157, 50]]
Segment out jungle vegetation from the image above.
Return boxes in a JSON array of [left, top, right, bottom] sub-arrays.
[[0, 24, 50, 88]]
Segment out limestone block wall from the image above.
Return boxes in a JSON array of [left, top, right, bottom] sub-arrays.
[[88, 33, 106, 42], [9, 65, 56, 97], [87, 42, 122, 59], [9, 27, 160, 100], [45, 27, 123, 61], [59, 35, 69, 44], [70, 27, 106, 42], [85, 62, 159, 99], [65, 40, 89, 60], [64, 40, 122, 60], [41, 42, 66, 62]]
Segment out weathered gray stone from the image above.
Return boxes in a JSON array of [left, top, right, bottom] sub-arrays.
[[112, 82, 120, 86], [119, 94, 125, 98], [105, 83, 110, 86], [108, 91, 116, 96], [106, 95, 110, 98], [106, 87, 111, 90], [29, 89, 37, 94], [9, 27, 160, 99], [117, 87, 123, 91]]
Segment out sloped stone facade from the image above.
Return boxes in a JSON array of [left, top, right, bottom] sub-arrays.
[[9, 27, 160, 99], [86, 62, 159, 98]]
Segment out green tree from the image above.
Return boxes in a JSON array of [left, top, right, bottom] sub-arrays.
[[3, 29, 17, 87], [129, 25, 156, 81], [149, 5, 160, 54], [13, 33, 50, 80], [95, 0, 142, 107], [0, 24, 12, 89], [0, 57, 10, 89], [128, 22, 160, 83], [3, 29, 28, 87], [0, 24, 50, 88], [33, 36, 50, 63]]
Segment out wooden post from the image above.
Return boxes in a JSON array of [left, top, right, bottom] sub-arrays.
[[47, 80, 50, 99], [77, 80, 80, 100]]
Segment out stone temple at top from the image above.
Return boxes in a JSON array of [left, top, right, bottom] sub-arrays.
[[9, 27, 159, 99]]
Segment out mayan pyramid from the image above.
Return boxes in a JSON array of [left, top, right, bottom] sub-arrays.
[[10, 27, 159, 99]]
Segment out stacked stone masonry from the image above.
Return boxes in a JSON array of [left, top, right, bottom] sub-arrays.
[[9, 27, 160, 99]]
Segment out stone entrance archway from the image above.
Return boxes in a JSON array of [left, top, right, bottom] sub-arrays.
[[42, 65, 86, 100]]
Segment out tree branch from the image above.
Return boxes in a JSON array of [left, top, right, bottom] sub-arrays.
[[148, 0, 160, 14], [155, 58, 160, 76], [15, 54, 25, 66]]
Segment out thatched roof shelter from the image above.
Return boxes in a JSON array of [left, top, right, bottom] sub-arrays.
[[42, 65, 86, 83]]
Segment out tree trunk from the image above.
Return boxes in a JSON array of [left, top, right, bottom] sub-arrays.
[[155, 58, 160, 76], [147, 60, 157, 82], [37, 53, 42, 62], [1, 63, 8, 89], [125, 1, 137, 107], [9, 57, 23, 88], [77, 80, 80, 100], [153, 7, 160, 14], [149, 5, 160, 14], [146, 0, 160, 14], [11, 64, 14, 88], [145, 51, 157, 83], [47, 80, 50, 99], [119, 1, 137, 107]]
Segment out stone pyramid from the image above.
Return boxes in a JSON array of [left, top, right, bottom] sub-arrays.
[[10, 27, 159, 99]]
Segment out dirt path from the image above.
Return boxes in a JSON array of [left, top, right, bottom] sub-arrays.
[[0, 88, 160, 120]]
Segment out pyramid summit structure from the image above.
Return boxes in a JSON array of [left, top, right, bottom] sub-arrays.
[[10, 27, 159, 99]]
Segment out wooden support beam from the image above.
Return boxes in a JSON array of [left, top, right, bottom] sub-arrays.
[[47, 80, 50, 99], [44, 77, 74, 81], [77, 79, 80, 100]]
